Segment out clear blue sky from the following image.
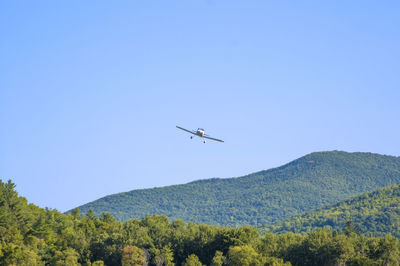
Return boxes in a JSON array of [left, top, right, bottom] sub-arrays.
[[1, 1, 399, 212]]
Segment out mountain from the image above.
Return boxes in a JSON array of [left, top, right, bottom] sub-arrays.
[[266, 184, 400, 237], [2, 179, 399, 265], [72, 151, 400, 226]]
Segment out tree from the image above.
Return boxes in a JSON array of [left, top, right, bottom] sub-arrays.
[[71, 208, 81, 219], [153, 245, 175, 266], [343, 220, 359, 236], [210, 250, 225, 266], [183, 254, 203, 266], [100, 213, 116, 224], [121, 245, 145, 266], [376, 235, 400, 265], [227, 245, 262, 266]]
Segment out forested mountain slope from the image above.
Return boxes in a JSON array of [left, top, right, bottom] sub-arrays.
[[73, 151, 400, 226], [266, 184, 400, 237], [2, 179, 400, 265]]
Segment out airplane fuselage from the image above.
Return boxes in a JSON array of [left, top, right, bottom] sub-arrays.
[[196, 128, 205, 137]]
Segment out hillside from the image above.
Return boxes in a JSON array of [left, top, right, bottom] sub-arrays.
[[2, 179, 399, 265], [73, 151, 400, 226], [266, 184, 400, 237]]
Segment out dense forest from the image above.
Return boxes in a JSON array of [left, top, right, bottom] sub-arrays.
[[266, 184, 400, 237], [2, 180, 400, 265], [74, 151, 400, 226]]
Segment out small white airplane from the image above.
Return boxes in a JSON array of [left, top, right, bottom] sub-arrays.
[[176, 126, 224, 143]]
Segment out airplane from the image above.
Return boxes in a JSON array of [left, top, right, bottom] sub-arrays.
[[176, 126, 224, 143]]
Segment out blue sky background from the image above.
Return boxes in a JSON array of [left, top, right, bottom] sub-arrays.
[[1, 1, 399, 212]]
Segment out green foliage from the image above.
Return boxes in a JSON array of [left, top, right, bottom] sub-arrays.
[[2, 150, 400, 266], [227, 245, 262, 265], [210, 250, 225, 266], [1, 179, 400, 265], [153, 244, 175, 266], [72, 151, 400, 227], [121, 245, 145, 266], [183, 254, 202, 266], [266, 185, 400, 237]]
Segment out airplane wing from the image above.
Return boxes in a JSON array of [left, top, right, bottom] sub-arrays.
[[176, 126, 196, 135], [203, 135, 224, 143]]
